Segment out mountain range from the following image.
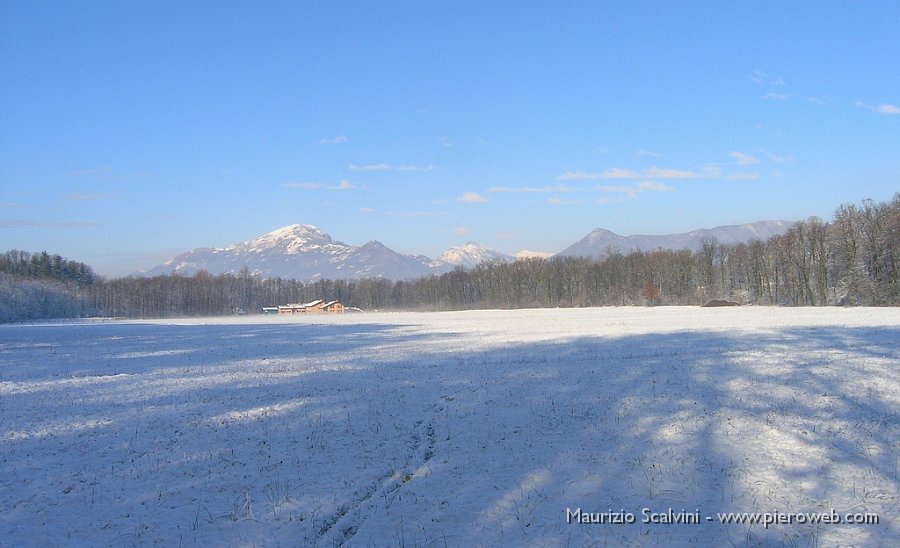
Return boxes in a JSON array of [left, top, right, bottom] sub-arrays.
[[556, 220, 794, 258], [142, 224, 514, 281], [142, 221, 792, 281]]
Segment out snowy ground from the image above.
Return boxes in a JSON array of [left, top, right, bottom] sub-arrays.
[[1, 307, 898, 547]]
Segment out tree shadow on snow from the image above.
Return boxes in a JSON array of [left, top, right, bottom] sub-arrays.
[[1, 320, 897, 547]]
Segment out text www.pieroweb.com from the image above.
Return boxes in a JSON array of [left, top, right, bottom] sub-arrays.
[[566, 507, 881, 529]]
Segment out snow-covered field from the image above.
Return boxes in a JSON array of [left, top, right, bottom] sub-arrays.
[[1, 307, 898, 547]]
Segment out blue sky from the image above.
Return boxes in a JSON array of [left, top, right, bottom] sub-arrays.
[[2, 1, 898, 276]]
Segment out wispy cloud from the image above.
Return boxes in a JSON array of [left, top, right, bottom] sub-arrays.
[[1, 201, 30, 209], [636, 181, 676, 192], [488, 184, 574, 193], [561, 167, 706, 180], [558, 168, 647, 180], [284, 180, 359, 191], [397, 164, 435, 172], [67, 165, 112, 177], [856, 101, 900, 115], [635, 149, 661, 159], [439, 136, 453, 148], [454, 226, 472, 236], [349, 163, 392, 172], [751, 70, 786, 87], [0, 219, 101, 229], [320, 135, 349, 144], [561, 162, 753, 182], [459, 192, 488, 203], [729, 151, 760, 165], [547, 197, 585, 205], [348, 163, 435, 172], [557, 171, 607, 181], [761, 150, 792, 164], [66, 192, 120, 202], [644, 167, 709, 179], [384, 210, 448, 219], [763, 92, 790, 101], [596, 181, 675, 198], [725, 173, 760, 181]]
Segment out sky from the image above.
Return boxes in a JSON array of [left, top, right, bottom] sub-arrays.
[[2, 1, 898, 276]]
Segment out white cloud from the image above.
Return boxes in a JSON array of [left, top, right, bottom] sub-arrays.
[[547, 197, 585, 205], [459, 192, 488, 203], [558, 168, 651, 180], [725, 173, 760, 181], [284, 180, 359, 191], [729, 151, 760, 165], [488, 184, 574, 193], [454, 226, 472, 236], [763, 92, 790, 101], [601, 168, 642, 179], [347, 163, 435, 172], [561, 164, 753, 183], [320, 135, 349, 144], [856, 101, 900, 115], [636, 181, 675, 192], [349, 163, 392, 171], [635, 149, 661, 158], [439, 136, 453, 148], [596, 181, 674, 198], [557, 171, 606, 181], [764, 151, 793, 164], [644, 167, 704, 179], [751, 70, 786, 87]]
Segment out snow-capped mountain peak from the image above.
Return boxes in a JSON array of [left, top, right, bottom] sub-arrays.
[[143, 221, 794, 281], [144, 224, 438, 280], [438, 242, 513, 268], [224, 224, 337, 255]]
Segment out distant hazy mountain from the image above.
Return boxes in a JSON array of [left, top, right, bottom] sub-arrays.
[[143, 221, 795, 281], [141, 224, 505, 281], [437, 242, 514, 269], [556, 221, 794, 259]]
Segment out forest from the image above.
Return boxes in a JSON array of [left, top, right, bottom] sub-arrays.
[[2, 195, 898, 322]]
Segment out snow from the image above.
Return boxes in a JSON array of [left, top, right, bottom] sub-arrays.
[[1, 307, 898, 546], [437, 242, 512, 268]]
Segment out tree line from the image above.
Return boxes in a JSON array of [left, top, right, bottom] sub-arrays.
[[1, 194, 897, 322], [1, 250, 96, 284]]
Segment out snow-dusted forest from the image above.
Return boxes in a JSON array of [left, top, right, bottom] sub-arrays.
[[1, 308, 897, 546], [3, 195, 898, 323]]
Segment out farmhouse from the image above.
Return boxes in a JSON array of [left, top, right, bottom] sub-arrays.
[[271, 299, 344, 315], [320, 300, 344, 313]]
